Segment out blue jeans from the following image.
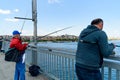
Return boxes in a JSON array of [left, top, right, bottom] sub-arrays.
[[14, 60, 25, 80], [76, 64, 102, 80]]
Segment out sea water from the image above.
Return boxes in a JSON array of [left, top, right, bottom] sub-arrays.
[[38, 40, 120, 54]]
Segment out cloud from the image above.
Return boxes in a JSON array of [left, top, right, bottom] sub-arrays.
[[0, 9, 11, 14], [48, 0, 60, 4], [13, 9, 19, 12], [5, 18, 19, 22]]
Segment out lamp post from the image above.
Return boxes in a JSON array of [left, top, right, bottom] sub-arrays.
[[32, 0, 37, 45], [32, 0, 37, 65]]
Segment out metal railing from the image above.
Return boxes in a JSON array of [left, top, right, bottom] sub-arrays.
[[2, 41, 120, 80], [102, 56, 120, 80], [26, 45, 120, 80], [26, 46, 77, 80]]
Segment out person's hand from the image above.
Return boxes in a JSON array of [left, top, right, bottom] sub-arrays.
[[23, 42, 29, 49], [112, 43, 116, 48], [111, 51, 116, 55], [23, 42, 29, 44]]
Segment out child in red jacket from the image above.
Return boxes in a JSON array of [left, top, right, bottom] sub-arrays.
[[10, 30, 28, 80]]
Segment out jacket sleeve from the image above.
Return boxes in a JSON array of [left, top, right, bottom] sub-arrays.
[[13, 39, 28, 51], [98, 31, 114, 57]]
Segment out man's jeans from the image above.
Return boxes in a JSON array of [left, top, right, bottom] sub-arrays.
[[14, 61, 25, 80], [76, 64, 102, 80]]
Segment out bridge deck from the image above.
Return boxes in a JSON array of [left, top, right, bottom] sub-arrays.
[[0, 52, 48, 80]]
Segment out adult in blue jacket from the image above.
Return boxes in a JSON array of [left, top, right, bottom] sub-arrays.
[[76, 18, 115, 80]]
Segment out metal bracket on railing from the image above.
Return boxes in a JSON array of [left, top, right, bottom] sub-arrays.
[[48, 49, 52, 52], [27, 44, 37, 51], [28, 44, 37, 48]]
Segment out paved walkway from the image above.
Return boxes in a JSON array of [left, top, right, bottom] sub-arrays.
[[0, 53, 48, 80]]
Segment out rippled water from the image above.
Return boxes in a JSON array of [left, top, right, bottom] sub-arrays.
[[38, 40, 120, 54]]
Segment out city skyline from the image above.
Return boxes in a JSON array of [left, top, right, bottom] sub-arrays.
[[0, 0, 120, 38]]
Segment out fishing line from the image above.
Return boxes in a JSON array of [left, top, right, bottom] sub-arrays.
[[20, 12, 28, 33]]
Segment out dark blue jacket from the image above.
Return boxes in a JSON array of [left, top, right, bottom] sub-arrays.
[[0, 41, 2, 46], [76, 25, 114, 70]]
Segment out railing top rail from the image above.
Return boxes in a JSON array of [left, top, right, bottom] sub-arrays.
[[106, 55, 120, 61], [103, 59, 120, 70]]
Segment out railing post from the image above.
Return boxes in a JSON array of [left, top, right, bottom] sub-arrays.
[[116, 70, 120, 80], [32, 49, 37, 65], [62, 57, 64, 80], [71, 59, 74, 80], [68, 58, 70, 80], [108, 68, 112, 80], [101, 67, 104, 80]]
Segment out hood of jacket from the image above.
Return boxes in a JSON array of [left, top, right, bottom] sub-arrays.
[[80, 25, 100, 38]]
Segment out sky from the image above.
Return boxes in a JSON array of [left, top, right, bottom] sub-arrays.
[[0, 0, 120, 38]]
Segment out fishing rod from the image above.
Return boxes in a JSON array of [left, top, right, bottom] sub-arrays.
[[20, 13, 28, 33], [116, 45, 120, 47], [38, 26, 73, 39]]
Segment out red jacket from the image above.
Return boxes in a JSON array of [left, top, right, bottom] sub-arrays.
[[10, 37, 28, 51]]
